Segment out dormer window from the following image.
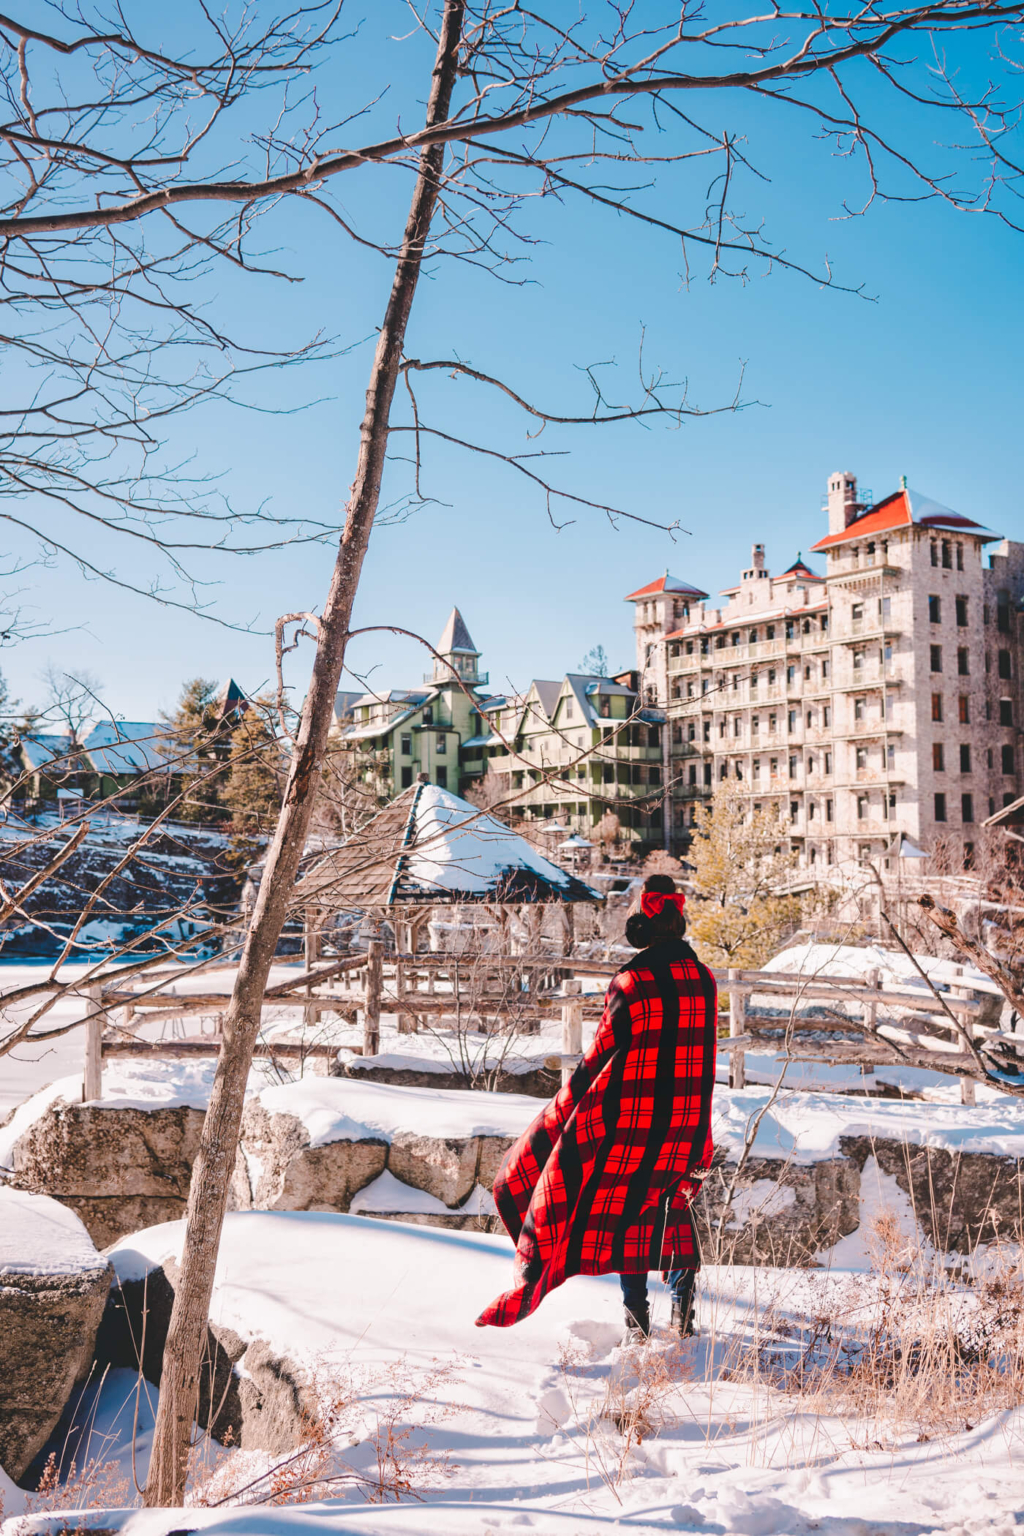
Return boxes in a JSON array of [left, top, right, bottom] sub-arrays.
[[565, 698, 574, 720]]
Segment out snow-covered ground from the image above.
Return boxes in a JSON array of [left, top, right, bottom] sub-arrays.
[[5, 1207, 1024, 1536]]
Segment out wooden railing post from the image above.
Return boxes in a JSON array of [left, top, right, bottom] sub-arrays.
[[951, 965, 977, 1104], [561, 999, 583, 1087], [862, 967, 879, 1077], [364, 938, 382, 1058], [83, 983, 104, 1102], [728, 967, 746, 1090]]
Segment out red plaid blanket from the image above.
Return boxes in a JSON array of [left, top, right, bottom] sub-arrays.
[[476, 937, 717, 1328]]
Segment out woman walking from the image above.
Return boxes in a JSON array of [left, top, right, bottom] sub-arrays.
[[476, 874, 717, 1337]]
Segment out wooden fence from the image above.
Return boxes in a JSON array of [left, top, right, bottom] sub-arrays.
[[82, 947, 1017, 1102]]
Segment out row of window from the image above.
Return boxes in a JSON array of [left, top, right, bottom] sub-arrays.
[[930, 540, 965, 570], [931, 694, 1014, 725], [932, 741, 1017, 776], [928, 594, 970, 626], [668, 614, 828, 658], [929, 644, 1012, 677]]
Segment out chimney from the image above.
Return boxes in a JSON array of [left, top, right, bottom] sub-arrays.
[[751, 543, 765, 573], [826, 472, 859, 535]]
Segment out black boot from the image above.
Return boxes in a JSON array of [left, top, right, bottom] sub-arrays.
[[670, 1274, 697, 1337], [622, 1303, 650, 1344]]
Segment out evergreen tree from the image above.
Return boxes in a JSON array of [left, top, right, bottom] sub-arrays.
[[686, 779, 803, 968], [160, 678, 235, 822], [221, 700, 285, 866], [0, 668, 20, 784]]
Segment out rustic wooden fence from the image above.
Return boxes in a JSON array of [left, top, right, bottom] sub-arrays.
[[81, 945, 1017, 1102]]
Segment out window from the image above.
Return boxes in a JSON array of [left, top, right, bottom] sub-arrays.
[[930, 541, 938, 567], [719, 720, 726, 739], [731, 632, 740, 647], [401, 765, 413, 788], [880, 597, 891, 621], [769, 714, 777, 733], [824, 752, 832, 775], [807, 754, 816, 774], [732, 674, 740, 691], [931, 693, 943, 722], [942, 541, 952, 569], [856, 745, 868, 769], [719, 762, 728, 780], [770, 757, 778, 777], [715, 634, 725, 650], [887, 743, 896, 771], [804, 664, 812, 681], [857, 795, 868, 820], [962, 793, 974, 823], [422, 705, 433, 725], [998, 649, 1012, 679], [934, 792, 947, 822], [988, 748, 994, 769], [957, 648, 969, 676], [823, 705, 831, 726], [734, 718, 742, 737], [826, 798, 833, 821], [766, 625, 775, 640], [1000, 699, 1014, 727], [565, 698, 574, 720], [750, 671, 758, 691], [956, 596, 968, 627], [960, 743, 972, 773], [788, 710, 797, 733], [1002, 744, 1016, 775], [752, 715, 760, 734], [436, 765, 448, 788], [930, 645, 943, 673], [650, 765, 662, 785], [787, 664, 796, 684], [400, 733, 412, 755], [785, 619, 795, 640], [854, 697, 865, 721], [436, 733, 447, 754], [958, 696, 970, 725], [853, 650, 864, 671], [998, 602, 1011, 634], [806, 710, 813, 728], [821, 614, 829, 632], [822, 659, 830, 680], [852, 602, 865, 622], [790, 800, 799, 820], [964, 842, 975, 869], [703, 721, 711, 742], [686, 641, 694, 655], [933, 742, 944, 771], [749, 628, 758, 643], [928, 595, 941, 624], [752, 758, 761, 779], [956, 544, 964, 571], [789, 755, 798, 778]]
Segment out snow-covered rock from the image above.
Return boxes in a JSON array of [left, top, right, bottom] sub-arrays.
[[0, 1188, 111, 1482], [2, 1067, 212, 1248], [234, 1079, 536, 1220]]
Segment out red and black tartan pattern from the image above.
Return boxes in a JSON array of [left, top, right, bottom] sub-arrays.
[[476, 938, 717, 1329]]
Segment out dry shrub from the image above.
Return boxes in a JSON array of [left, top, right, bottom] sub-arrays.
[[20, 1452, 131, 1520], [188, 1355, 460, 1508], [731, 1208, 1024, 1444]]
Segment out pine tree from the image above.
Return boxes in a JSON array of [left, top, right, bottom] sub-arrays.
[[686, 779, 803, 968], [159, 678, 235, 822], [221, 701, 285, 867]]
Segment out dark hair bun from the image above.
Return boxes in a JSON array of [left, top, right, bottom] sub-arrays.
[[625, 911, 654, 949]]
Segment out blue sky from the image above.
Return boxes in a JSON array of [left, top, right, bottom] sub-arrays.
[[2, 3, 1022, 722]]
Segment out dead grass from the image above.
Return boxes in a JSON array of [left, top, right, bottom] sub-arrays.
[[187, 1354, 461, 1508]]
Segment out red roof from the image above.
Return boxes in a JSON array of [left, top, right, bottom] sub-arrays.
[[624, 572, 709, 601], [779, 554, 824, 581], [810, 488, 994, 552]]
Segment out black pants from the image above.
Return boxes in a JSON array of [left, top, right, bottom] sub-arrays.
[[619, 1267, 697, 1317]]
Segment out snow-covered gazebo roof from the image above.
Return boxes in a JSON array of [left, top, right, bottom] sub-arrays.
[[293, 782, 604, 908]]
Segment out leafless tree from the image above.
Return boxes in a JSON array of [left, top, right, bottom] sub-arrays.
[[3, 0, 1021, 1501], [38, 665, 102, 743]]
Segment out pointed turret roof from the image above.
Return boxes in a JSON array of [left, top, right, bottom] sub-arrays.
[[436, 606, 479, 656], [779, 554, 824, 582], [624, 572, 708, 602]]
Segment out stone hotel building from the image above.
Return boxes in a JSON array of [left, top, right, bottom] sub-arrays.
[[631, 473, 1024, 867]]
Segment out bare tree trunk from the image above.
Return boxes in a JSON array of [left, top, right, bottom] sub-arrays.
[[143, 2, 466, 1505]]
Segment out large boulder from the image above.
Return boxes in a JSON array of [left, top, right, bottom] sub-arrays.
[[841, 1136, 1024, 1253], [235, 1080, 534, 1223], [0, 1187, 111, 1483], [694, 1154, 861, 1266], [1, 1068, 213, 1249], [233, 1097, 387, 1212]]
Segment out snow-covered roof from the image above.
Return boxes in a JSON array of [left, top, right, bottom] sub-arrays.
[[811, 486, 998, 552], [293, 781, 605, 907], [625, 572, 709, 602], [82, 721, 168, 775], [19, 733, 78, 771]]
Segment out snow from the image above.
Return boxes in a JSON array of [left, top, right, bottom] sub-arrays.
[[350, 1170, 453, 1214], [13, 1210, 1024, 1536], [254, 1077, 540, 1146], [712, 1082, 1024, 1162], [0, 1186, 105, 1276], [403, 784, 596, 897], [764, 939, 997, 997]]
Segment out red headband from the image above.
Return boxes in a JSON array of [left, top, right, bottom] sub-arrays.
[[640, 891, 686, 918]]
